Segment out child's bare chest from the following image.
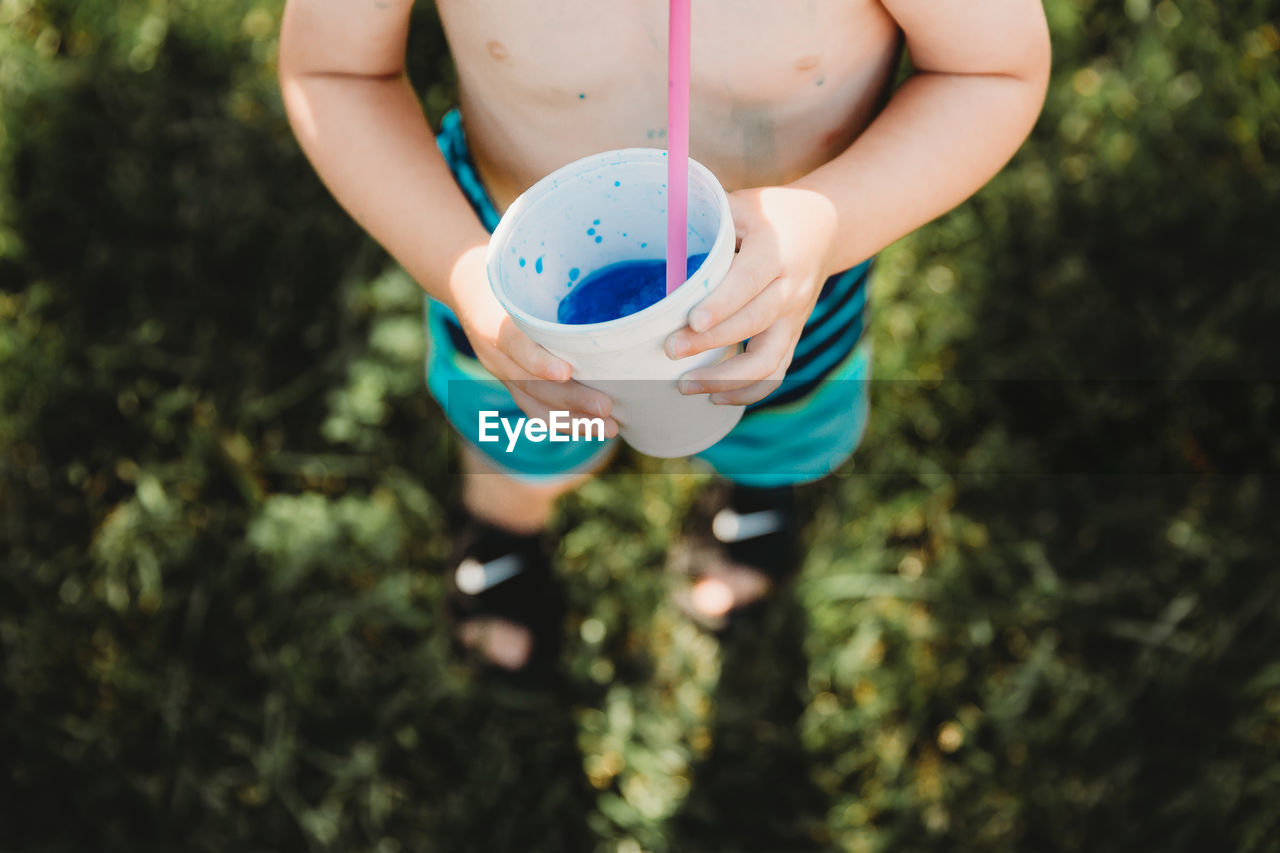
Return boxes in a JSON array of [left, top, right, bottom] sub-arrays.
[[437, 0, 895, 107], [434, 0, 900, 205]]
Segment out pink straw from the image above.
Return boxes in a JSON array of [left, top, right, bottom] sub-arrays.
[[666, 0, 690, 296]]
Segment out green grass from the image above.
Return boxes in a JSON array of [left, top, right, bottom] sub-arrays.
[[2, 1, 1278, 851]]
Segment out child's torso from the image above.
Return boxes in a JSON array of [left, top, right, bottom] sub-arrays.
[[434, 0, 902, 211]]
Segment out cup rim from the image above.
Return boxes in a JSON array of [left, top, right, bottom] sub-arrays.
[[486, 147, 732, 336]]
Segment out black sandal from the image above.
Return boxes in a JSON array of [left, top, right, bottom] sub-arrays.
[[445, 517, 567, 689], [669, 481, 800, 634]]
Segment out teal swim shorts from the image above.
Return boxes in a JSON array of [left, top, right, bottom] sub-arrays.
[[425, 109, 873, 486]]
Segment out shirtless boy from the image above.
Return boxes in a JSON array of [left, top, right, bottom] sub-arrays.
[[278, 0, 1050, 677]]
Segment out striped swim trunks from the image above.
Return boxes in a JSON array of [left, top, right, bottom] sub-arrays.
[[425, 108, 873, 486]]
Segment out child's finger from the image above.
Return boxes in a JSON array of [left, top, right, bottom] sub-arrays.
[[677, 325, 792, 394], [726, 190, 755, 242], [665, 281, 787, 359], [477, 342, 618, 436], [707, 371, 787, 406], [507, 385, 556, 424], [497, 318, 572, 381], [521, 377, 614, 421], [684, 237, 779, 334], [507, 385, 620, 438]]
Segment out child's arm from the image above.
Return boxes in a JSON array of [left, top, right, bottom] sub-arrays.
[[671, 0, 1051, 405], [278, 0, 614, 429]]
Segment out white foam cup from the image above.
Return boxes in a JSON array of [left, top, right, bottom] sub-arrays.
[[486, 149, 743, 458]]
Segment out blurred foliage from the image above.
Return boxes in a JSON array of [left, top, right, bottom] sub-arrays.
[[2, 1, 1279, 851]]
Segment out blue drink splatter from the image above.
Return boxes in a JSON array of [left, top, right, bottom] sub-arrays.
[[557, 253, 709, 324]]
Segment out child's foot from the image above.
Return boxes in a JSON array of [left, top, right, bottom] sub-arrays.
[[456, 616, 534, 671], [446, 519, 565, 683], [670, 483, 799, 633], [683, 561, 774, 623]]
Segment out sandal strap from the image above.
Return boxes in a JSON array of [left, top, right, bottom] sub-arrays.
[[454, 552, 525, 595], [711, 507, 787, 543], [717, 484, 800, 585], [445, 518, 565, 671]]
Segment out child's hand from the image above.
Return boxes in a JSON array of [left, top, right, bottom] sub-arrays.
[[665, 186, 839, 406], [451, 247, 619, 435]]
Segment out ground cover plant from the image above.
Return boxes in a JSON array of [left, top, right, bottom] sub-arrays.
[[2, 1, 1278, 850]]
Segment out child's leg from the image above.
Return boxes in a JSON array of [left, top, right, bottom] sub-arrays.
[[461, 445, 572, 533], [455, 446, 600, 670], [678, 263, 874, 625]]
